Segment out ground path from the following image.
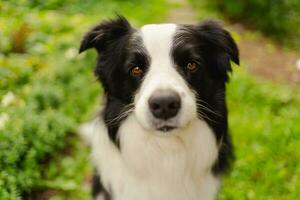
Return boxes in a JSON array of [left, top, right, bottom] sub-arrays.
[[167, 0, 300, 84], [167, 0, 197, 23]]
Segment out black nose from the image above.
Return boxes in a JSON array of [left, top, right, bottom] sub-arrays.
[[148, 90, 181, 120]]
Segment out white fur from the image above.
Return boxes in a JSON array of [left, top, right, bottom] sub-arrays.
[[95, 193, 106, 200], [79, 24, 221, 200], [135, 24, 197, 131], [81, 114, 220, 200]]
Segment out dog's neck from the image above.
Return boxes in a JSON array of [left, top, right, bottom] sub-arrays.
[[91, 115, 220, 200]]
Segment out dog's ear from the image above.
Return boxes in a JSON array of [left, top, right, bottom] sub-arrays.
[[196, 20, 239, 81], [79, 16, 132, 53]]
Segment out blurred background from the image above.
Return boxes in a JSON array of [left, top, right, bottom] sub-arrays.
[[0, 0, 299, 199]]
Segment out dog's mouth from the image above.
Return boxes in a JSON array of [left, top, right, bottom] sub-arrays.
[[157, 125, 177, 132], [150, 117, 180, 133]]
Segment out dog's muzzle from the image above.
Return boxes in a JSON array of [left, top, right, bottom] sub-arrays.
[[148, 90, 181, 131]]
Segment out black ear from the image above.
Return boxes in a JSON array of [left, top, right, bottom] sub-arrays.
[[79, 16, 132, 53], [197, 20, 239, 64], [196, 20, 239, 81]]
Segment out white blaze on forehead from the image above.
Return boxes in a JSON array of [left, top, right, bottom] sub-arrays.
[[138, 23, 182, 96], [140, 24, 177, 61], [135, 24, 197, 131]]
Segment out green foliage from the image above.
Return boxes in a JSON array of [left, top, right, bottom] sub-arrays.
[[0, 0, 167, 199], [219, 68, 300, 200], [190, 0, 300, 48]]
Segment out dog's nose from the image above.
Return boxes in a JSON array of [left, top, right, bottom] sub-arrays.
[[148, 90, 181, 120]]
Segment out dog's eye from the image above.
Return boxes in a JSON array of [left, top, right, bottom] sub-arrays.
[[131, 66, 143, 77], [186, 62, 199, 73]]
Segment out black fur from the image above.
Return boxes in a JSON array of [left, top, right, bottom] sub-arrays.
[[80, 17, 150, 199], [92, 173, 111, 200], [80, 16, 149, 144], [172, 20, 239, 174], [80, 17, 239, 199]]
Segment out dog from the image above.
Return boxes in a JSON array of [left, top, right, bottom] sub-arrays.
[[78, 16, 239, 200]]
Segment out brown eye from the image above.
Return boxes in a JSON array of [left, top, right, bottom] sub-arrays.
[[186, 62, 198, 73], [131, 66, 143, 77]]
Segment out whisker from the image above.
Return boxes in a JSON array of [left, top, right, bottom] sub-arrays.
[[197, 110, 218, 123], [105, 104, 135, 125], [195, 98, 223, 118], [196, 103, 223, 118]]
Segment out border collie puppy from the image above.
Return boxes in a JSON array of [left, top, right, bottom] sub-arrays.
[[79, 16, 239, 200]]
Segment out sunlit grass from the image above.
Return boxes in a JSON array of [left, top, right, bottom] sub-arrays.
[[220, 67, 300, 200]]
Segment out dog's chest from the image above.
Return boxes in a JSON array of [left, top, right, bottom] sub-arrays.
[[115, 116, 220, 200]]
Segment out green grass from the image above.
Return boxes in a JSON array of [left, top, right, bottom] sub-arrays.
[[0, 0, 167, 199], [220, 67, 300, 200]]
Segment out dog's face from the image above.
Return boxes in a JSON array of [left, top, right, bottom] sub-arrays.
[[80, 16, 239, 137]]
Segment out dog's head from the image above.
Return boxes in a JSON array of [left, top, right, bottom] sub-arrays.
[[80, 16, 239, 136]]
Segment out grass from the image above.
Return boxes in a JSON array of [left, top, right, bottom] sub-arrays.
[[220, 67, 300, 200]]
